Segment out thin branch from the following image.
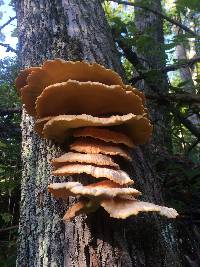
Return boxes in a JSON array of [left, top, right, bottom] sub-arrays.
[[0, 108, 21, 116], [130, 74, 145, 84], [130, 56, 200, 83], [114, 35, 155, 86], [110, 0, 200, 38], [162, 56, 200, 73], [172, 108, 200, 139], [144, 91, 200, 138], [115, 33, 200, 84], [0, 43, 17, 53], [0, 16, 16, 31], [186, 138, 200, 154], [0, 225, 18, 232], [146, 93, 200, 104], [116, 37, 145, 71]]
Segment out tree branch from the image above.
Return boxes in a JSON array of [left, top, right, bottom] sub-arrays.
[[110, 0, 200, 38], [0, 225, 18, 232], [186, 138, 200, 154], [162, 56, 200, 73], [130, 56, 200, 84], [172, 108, 200, 139], [116, 37, 145, 71], [0, 16, 16, 31], [114, 35, 200, 86], [146, 93, 200, 104], [0, 43, 17, 53]]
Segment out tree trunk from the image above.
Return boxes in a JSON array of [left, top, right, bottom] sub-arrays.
[[16, 0, 181, 266], [175, 43, 195, 93], [134, 0, 171, 150], [175, 27, 199, 127]]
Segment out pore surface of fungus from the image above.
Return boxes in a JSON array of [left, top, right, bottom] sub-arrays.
[[35, 80, 144, 118], [100, 198, 179, 219], [52, 152, 120, 169], [38, 114, 152, 144], [36, 113, 135, 138], [52, 164, 134, 185], [48, 180, 141, 199], [42, 113, 149, 143], [70, 138, 131, 161], [73, 127, 135, 148]]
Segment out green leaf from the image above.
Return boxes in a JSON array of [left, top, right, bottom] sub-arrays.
[[1, 212, 12, 223], [11, 28, 18, 38], [176, 0, 200, 12]]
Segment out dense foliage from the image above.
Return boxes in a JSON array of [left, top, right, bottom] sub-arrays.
[[0, 57, 21, 267], [0, 0, 199, 266]]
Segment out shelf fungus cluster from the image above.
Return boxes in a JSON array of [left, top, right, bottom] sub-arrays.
[[16, 59, 178, 221]]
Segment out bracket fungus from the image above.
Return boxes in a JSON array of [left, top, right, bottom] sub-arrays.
[[72, 127, 135, 148], [35, 80, 144, 118], [52, 164, 134, 185], [51, 152, 120, 169], [69, 138, 132, 161], [16, 58, 178, 222], [36, 113, 152, 144], [48, 180, 141, 199]]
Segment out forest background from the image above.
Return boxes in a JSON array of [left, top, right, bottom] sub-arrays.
[[0, 0, 199, 266]]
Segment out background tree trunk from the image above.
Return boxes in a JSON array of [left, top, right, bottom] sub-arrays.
[[16, 0, 181, 266], [174, 26, 199, 128], [134, 0, 172, 151], [175, 43, 195, 92]]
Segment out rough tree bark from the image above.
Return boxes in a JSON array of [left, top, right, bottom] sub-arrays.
[[134, 0, 172, 150], [175, 43, 195, 92], [174, 23, 195, 94], [16, 0, 181, 266], [175, 27, 200, 128]]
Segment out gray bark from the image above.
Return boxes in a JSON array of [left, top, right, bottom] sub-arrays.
[[175, 29, 199, 127], [16, 0, 181, 266], [134, 0, 172, 150], [175, 43, 195, 93]]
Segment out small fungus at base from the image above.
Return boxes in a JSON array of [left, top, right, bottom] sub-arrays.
[[63, 200, 98, 221]]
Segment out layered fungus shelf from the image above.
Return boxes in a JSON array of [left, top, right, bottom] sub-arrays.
[[16, 59, 178, 221]]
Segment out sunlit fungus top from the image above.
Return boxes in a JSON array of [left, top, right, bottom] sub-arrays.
[[16, 59, 178, 221]]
